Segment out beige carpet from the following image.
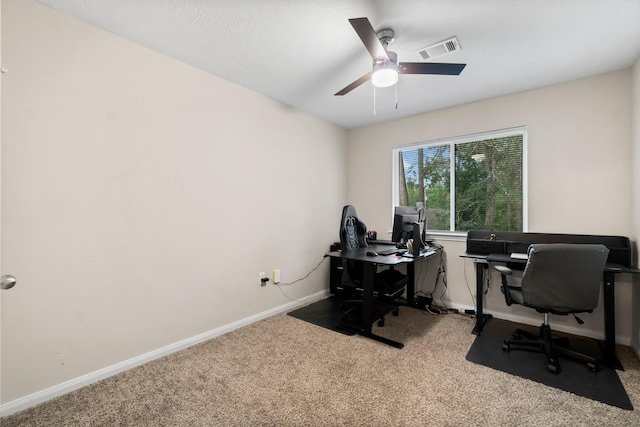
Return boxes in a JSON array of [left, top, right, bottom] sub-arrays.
[[3, 304, 640, 426]]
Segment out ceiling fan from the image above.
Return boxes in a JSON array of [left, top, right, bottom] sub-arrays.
[[335, 17, 466, 96]]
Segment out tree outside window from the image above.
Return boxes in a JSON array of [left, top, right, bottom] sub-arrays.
[[395, 128, 526, 232]]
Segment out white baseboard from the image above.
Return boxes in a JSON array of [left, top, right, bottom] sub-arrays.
[[0, 290, 329, 418]]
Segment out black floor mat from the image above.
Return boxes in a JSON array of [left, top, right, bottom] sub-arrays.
[[466, 318, 632, 410], [287, 296, 357, 335]]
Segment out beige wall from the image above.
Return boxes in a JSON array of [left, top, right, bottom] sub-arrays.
[[631, 57, 640, 353], [347, 69, 635, 343], [0, 0, 4, 408], [1, 0, 346, 404]]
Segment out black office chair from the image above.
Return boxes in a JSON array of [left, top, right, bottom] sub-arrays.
[[494, 243, 609, 374], [339, 205, 408, 327]]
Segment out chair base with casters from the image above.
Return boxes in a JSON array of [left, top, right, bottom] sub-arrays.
[[493, 243, 609, 376], [501, 313, 598, 374]]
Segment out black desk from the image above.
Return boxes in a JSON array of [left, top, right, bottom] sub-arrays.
[[326, 243, 439, 349], [461, 231, 639, 370]]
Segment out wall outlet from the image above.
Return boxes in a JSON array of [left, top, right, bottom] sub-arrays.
[[272, 268, 281, 284], [259, 272, 267, 287]]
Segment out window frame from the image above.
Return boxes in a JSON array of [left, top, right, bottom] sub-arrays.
[[392, 126, 528, 236]]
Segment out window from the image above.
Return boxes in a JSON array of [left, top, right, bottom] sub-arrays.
[[393, 127, 527, 233]]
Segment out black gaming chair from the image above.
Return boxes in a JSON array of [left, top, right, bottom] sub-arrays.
[[494, 243, 609, 374], [339, 205, 407, 327]]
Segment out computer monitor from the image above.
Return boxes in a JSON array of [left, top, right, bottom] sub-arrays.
[[391, 207, 419, 243]]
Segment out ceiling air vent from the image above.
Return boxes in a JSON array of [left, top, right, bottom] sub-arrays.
[[417, 37, 461, 60]]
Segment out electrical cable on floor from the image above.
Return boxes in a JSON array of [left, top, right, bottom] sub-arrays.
[[423, 306, 440, 315]]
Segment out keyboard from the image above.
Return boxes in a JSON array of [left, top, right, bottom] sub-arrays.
[[510, 252, 528, 260]]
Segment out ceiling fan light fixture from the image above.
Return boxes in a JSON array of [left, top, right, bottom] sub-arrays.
[[371, 59, 398, 88], [372, 67, 398, 87]]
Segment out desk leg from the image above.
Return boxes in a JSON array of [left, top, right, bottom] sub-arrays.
[[346, 262, 404, 349], [602, 271, 623, 370], [361, 262, 374, 336], [406, 263, 416, 306], [472, 261, 491, 335]]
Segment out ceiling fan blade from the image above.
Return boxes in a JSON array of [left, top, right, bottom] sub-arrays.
[[349, 17, 389, 61], [335, 72, 372, 96], [399, 62, 466, 75]]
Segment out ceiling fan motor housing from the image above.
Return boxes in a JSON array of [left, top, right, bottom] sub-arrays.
[[376, 27, 395, 49], [374, 50, 398, 67]]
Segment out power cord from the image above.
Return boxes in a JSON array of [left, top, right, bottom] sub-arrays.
[[484, 268, 492, 294], [265, 257, 329, 301], [462, 257, 477, 307], [434, 249, 449, 309]]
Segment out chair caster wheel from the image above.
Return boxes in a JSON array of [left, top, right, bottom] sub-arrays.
[[377, 319, 385, 327], [392, 309, 399, 316], [547, 363, 559, 374], [502, 340, 510, 352], [587, 362, 598, 372]]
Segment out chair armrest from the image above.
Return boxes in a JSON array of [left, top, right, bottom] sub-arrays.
[[494, 265, 517, 306], [494, 265, 513, 276]]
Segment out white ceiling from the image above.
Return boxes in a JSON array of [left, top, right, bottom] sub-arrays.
[[36, 0, 640, 129]]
